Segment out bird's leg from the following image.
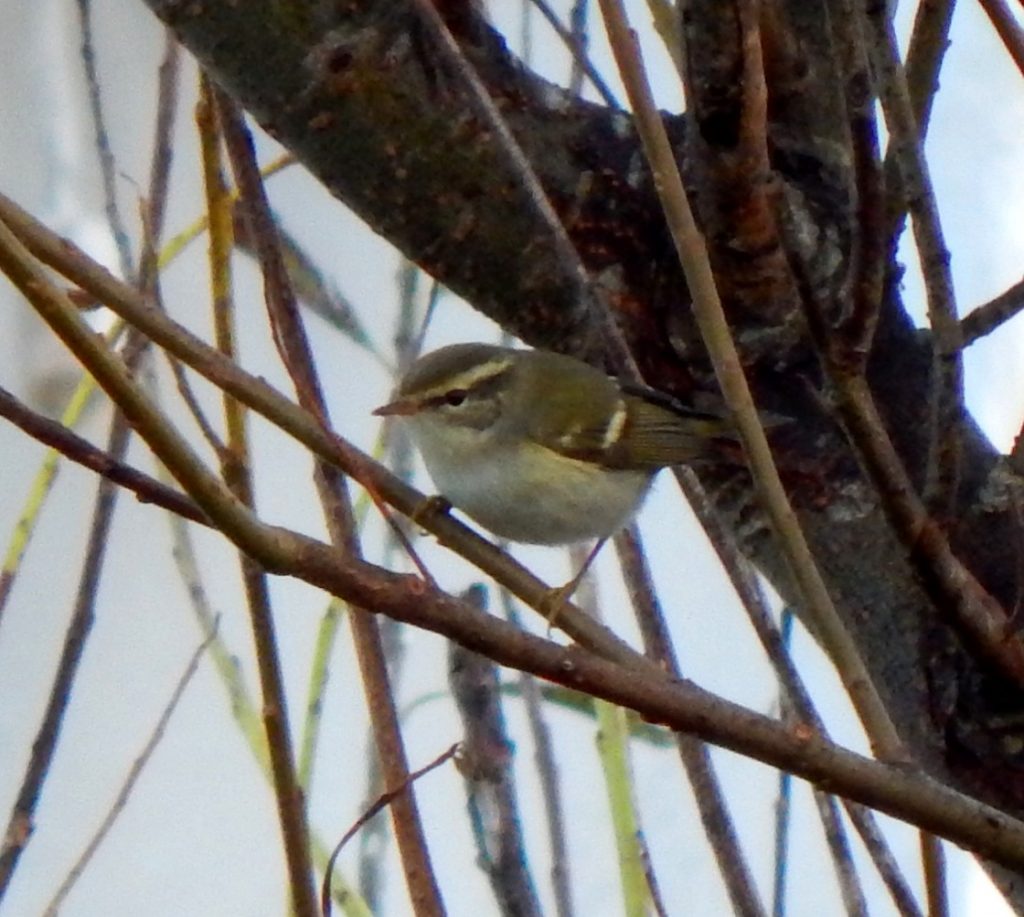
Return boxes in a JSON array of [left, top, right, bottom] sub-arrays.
[[542, 537, 607, 630]]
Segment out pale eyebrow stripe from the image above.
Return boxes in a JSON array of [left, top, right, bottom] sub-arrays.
[[419, 357, 514, 399]]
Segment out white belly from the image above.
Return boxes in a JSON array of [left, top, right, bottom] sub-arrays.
[[409, 418, 654, 544]]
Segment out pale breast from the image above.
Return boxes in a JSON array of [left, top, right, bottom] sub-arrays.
[[411, 419, 654, 544]]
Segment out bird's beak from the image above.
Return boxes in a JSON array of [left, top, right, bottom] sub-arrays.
[[372, 397, 419, 417]]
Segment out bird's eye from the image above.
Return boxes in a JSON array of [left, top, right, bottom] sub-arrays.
[[443, 389, 467, 407]]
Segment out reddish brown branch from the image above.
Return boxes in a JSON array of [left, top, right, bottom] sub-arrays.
[[962, 277, 1024, 345], [978, 0, 1024, 78], [0, 385, 206, 525]]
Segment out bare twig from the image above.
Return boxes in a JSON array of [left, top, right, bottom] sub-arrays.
[[498, 587, 574, 917], [920, 832, 949, 917], [814, 790, 868, 917], [162, 342, 228, 454], [212, 96, 340, 917], [615, 526, 767, 917], [864, 3, 964, 516], [977, 0, 1024, 77], [146, 33, 181, 244], [528, 0, 621, 107], [0, 384, 205, 524], [323, 744, 460, 917], [961, 277, 1024, 346], [566, 1, 587, 98], [241, 549, 318, 917], [0, 334, 117, 624], [0, 409, 133, 901], [571, 548, 652, 917], [847, 801, 924, 916], [75, 0, 134, 279], [772, 611, 794, 917], [356, 261, 425, 909], [829, 0, 885, 358], [449, 594, 542, 916], [42, 629, 214, 914], [882, 0, 956, 252], [902, 0, 957, 131]]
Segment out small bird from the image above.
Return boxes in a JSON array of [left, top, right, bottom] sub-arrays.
[[373, 343, 736, 549]]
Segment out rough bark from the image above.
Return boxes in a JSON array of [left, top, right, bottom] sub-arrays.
[[137, 0, 1024, 907]]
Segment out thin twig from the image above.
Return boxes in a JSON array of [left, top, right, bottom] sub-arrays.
[[0, 329, 119, 624], [847, 801, 924, 916], [920, 832, 949, 917], [213, 95, 337, 917], [146, 33, 180, 244], [498, 588, 575, 917], [75, 0, 134, 280], [977, 0, 1024, 77], [3, 258, 151, 906], [161, 338, 228, 455], [528, 0, 621, 107], [771, 764, 792, 917], [830, 0, 886, 358], [882, 0, 956, 251], [571, 547, 651, 917], [356, 260, 424, 908], [0, 408, 133, 901], [902, 0, 958, 130], [449, 590, 542, 916], [42, 629, 214, 914], [961, 277, 1024, 345], [0, 384, 206, 524], [771, 609, 795, 917], [813, 790, 868, 917], [322, 745, 459, 917], [864, 3, 964, 516], [637, 830, 669, 917], [567, 1, 587, 98], [614, 527, 767, 917]]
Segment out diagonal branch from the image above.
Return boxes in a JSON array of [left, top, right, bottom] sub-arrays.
[[0, 385, 206, 525]]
